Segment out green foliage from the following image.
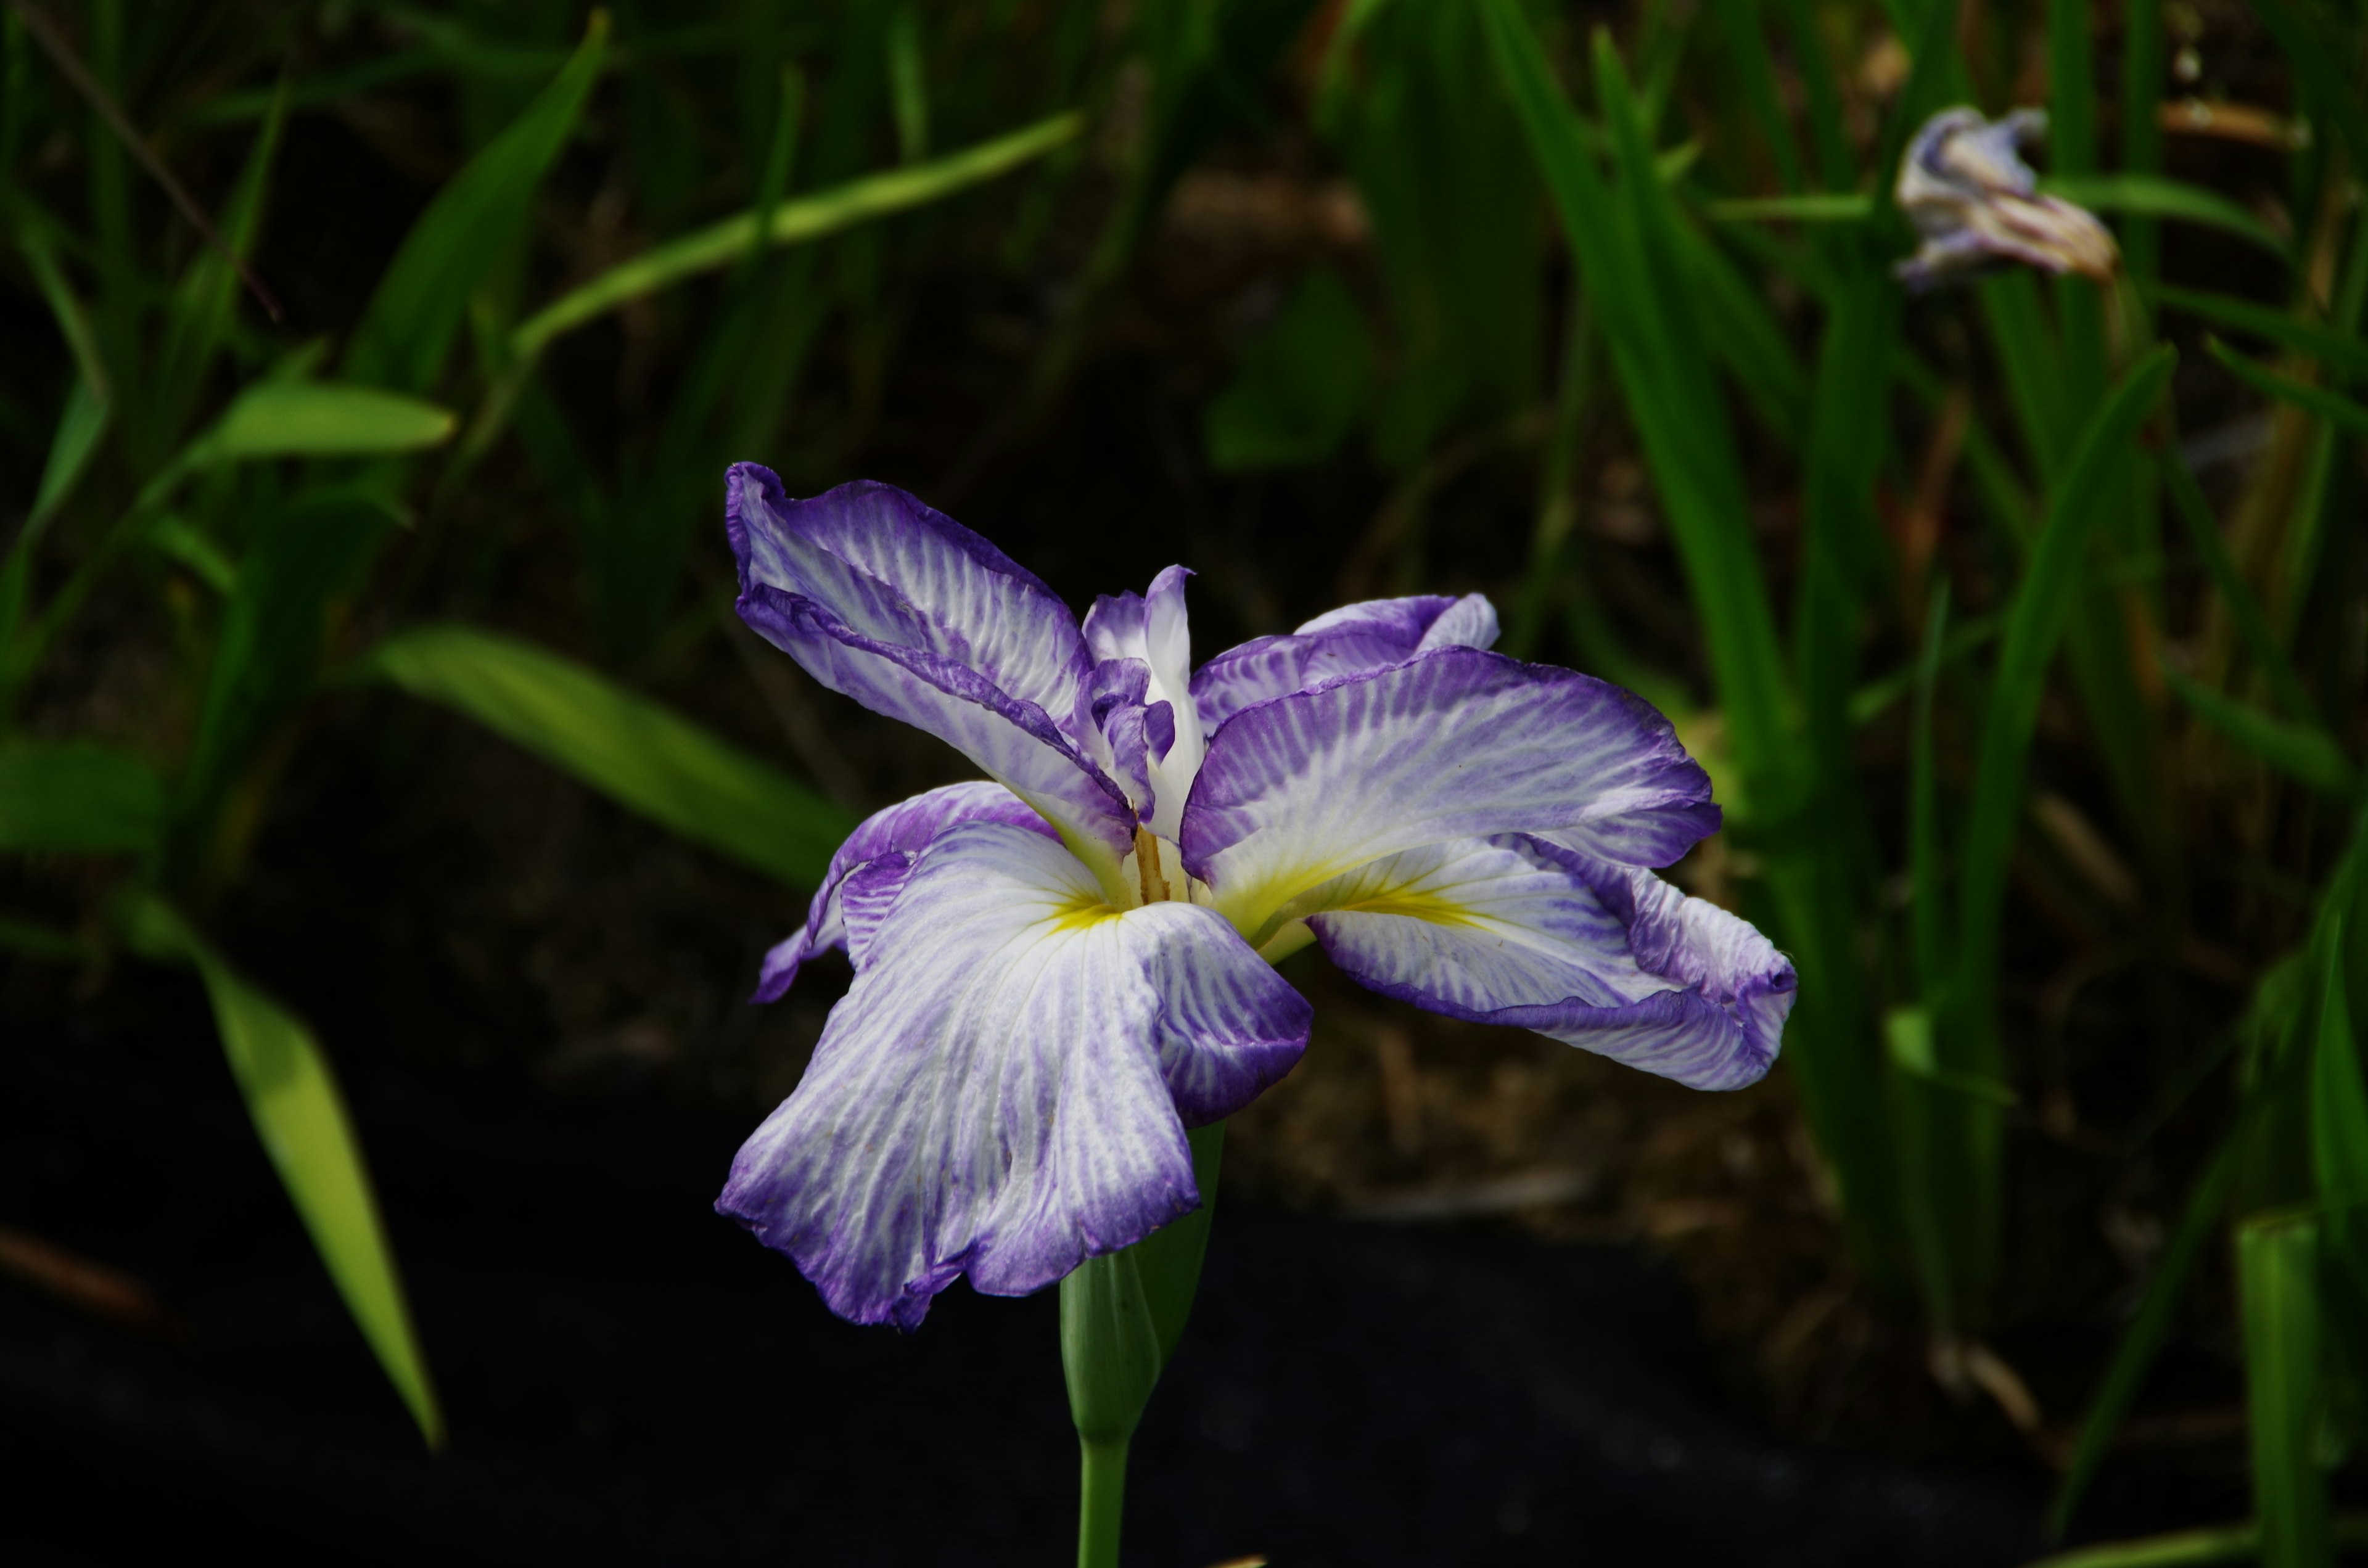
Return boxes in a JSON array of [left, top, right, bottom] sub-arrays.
[[0, 741, 162, 855], [356, 623, 855, 889], [184, 382, 458, 466], [120, 893, 443, 1449], [343, 13, 609, 394]]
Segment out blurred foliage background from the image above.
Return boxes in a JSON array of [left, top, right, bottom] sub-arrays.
[[1, 0, 2364, 1558]]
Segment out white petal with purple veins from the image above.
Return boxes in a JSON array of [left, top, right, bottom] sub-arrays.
[[1085, 567, 1206, 838], [715, 821, 1309, 1328], [1193, 592, 1498, 730], [1181, 647, 1720, 938], [727, 466, 1137, 872], [1291, 835, 1790, 1090], [750, 781, 1054, 1002]]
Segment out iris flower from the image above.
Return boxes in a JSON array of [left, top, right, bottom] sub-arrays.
[[716, 468, 1794, 1328], [1896, 107, 2119, 291]]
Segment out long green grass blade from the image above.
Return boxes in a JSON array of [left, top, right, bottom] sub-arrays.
[[510, 111, 1083, 360], [2207, 339, 2368, 438], [119, 893, 443, 1449], [2161, 665, 2355, 798], [0, 740, 161, 853], [343, 14, 609, 393], [2025, 1517, 2368, 1567], [2239, 1211, 2333, 1568], [2047, 1137, 2241, 1533], [2042, 175, 2289, 261], [356, 623, 856, 887], [1957, 347, 2174, 1056], [185, 382, 458, 465], [2150, 285, 2368, 382], [2311, 928, 2368, 1206], [2157, 448, 2317, 723], [26, 374, 109, 532]]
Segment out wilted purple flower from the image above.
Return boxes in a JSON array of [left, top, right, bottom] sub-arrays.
[[1896, 107, 2119, 290], [716, 468, 1794, 1328]]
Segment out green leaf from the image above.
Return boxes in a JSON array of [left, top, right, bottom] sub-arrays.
[[1703, 192, 1872, 223], [2048, 1139, 2243, 1537], [2157, 446, 2319, 724], [185, 381, 458, 465], [118, 894, 443, 1449], [1060, 1122, 1224, 1444], [2207, 338, 2368, 438], [2311, 929, 2368, 1207], [176, 491, 407, 885], [509, 111, 1083, 361], [2042, 174, 2289, 261], [2150, 284, 2368, 383], [355, 623, 855, 887], [1202, 268, 1371, 471], [343, 14, 609, 393], [2162, 664, 2356, 798], [27, 374, 110, 533], [2238, 1210, 2335, 1568], [0, 741, 162, 855], [1955, 347, 2176, 1053]]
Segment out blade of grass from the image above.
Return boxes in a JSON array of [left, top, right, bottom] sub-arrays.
[[184, 382, 458, 465], [2026, 1518, 2368, 1567], [1956, 345, 2175, 1112], [2150, 284, 2368, 382], [1910, 579, 1952, 1003], [2208, 337, 2368, 438], [119, 893, 442, 1448], [2157, 446, 2318, 723], [2160, 665, 2356, 797], [343, 12, 609, 393], [2044, 174, 2288, 263], [4, 0, 281, 321], [2048, 956, 2320, 1534], [508, 110, 1082, 361], [2311, 922, 2368, 1206], [353, 623, 857, 887], [2238, 1210, 2333, 1568]]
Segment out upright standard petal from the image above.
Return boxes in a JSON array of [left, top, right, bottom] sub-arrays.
[[1191, 592, 1499, 731], [1083, 566, 1206, 839], [717, 821, 1309, 1329], [727, 466, 1137, 868], [1181, 647, 1720, 938], [751, 781, 1054, 1002], [1290, 836, 1791, 1090]]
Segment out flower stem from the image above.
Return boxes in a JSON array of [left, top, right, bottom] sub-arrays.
[[1075, 1435, 1130, 1568]]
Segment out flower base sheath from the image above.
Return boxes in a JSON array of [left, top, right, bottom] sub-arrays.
[[715, 468, 1795, 1328]]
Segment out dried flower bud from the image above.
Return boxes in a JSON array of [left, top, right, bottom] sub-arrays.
[[1895, 107, 2119, 291]]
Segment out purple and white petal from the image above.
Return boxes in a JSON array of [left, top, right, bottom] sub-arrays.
[[1192, 592, 1499, 729], [1296, 836, 1791, 1090], [717, 821, 1309, 1329], [1085, 567, 1205, 838], [1181, 647, 1720, 936], [750, 781, 1054, 1002], [728, 466, 1137, 866]]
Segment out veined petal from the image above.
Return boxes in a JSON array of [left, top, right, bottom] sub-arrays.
[[1297, 836, 1791, 1090], [1085, 567, 1205, 839], [728, 466, 1136, 868], [1182, 647, 1719, 937], [1192, 592, 1498, 730], [751, 782, 1053, 1002], [717, 822, 1309, 1329]]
